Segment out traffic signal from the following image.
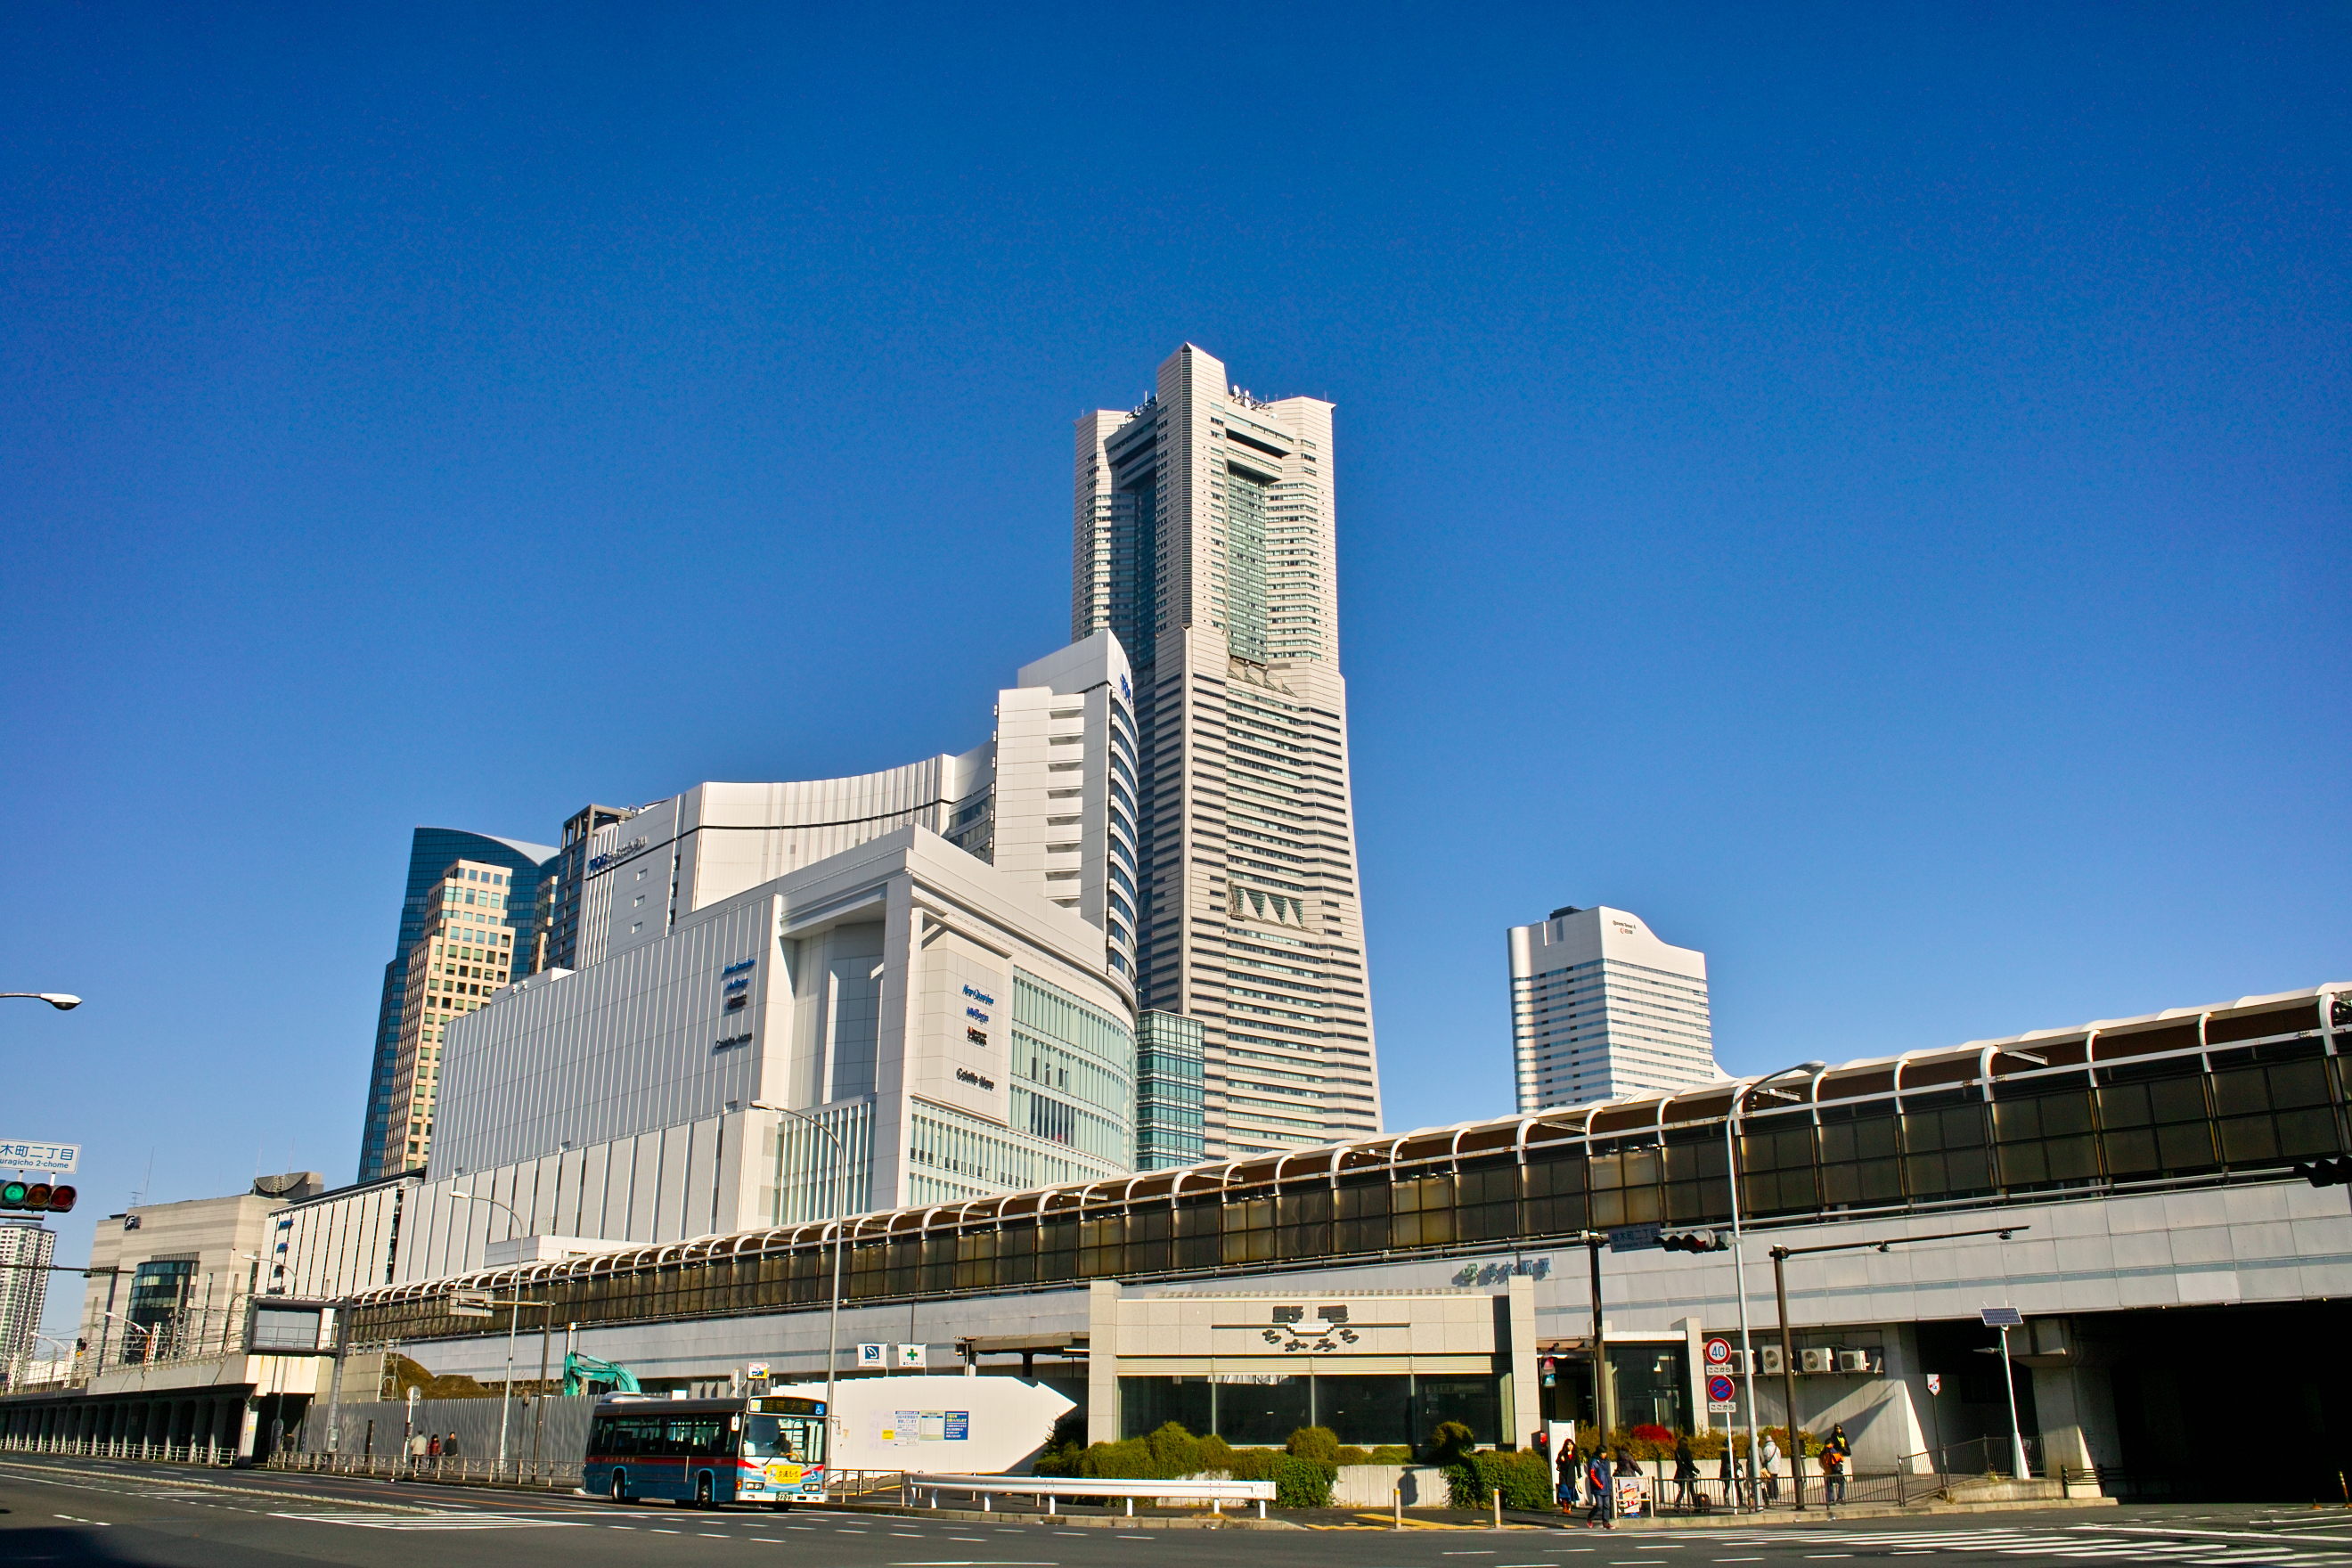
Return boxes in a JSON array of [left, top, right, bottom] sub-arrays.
[[0, 1181, 76, 1213], [1660, 1229, 1730, 1253], [2298, 1157, 2352, 1188]]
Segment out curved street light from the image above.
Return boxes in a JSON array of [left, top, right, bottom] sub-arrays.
[[447, 1189, 529, 1478], [1, 993, 80, 1010], [753, 1102, 852, 1468], [1725, 1059, 1825, 1510]]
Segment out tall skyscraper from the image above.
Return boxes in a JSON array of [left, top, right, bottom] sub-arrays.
[[387, 858, 523, 1170], [356, 826, 557, 1181], [1074, 343, 1382, 1156], [1508, 904, 1720, 1108]]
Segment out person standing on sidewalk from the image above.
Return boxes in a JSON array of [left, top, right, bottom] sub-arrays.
[[1821, 1425, 1850, 1506], [1584, 1449, 1614, 1530], [1673, 1434, 1700, 1510], [1557, 1444, 1580, 1514], [1759, 1432, 1781, 1505]]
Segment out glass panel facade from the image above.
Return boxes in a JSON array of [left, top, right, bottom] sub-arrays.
[[1117, 1372, 1500, 1449]]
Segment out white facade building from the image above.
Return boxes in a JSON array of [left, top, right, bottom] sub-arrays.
[[575, 631, 1139, 997], [1074, 344, 1382, 1157], [288, 639, 1151, 1287], [1509, 904, 1720, 1108]]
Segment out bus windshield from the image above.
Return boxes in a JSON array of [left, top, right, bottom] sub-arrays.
[[742, 1413, 822, 1463]]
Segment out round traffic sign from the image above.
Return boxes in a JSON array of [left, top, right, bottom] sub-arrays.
[[1703, 1336, 1733, 1366], [1708, 1375, 1735, 1403]]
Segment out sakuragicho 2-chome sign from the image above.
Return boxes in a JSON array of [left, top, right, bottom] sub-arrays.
[[0, 1141, 78, 1172]]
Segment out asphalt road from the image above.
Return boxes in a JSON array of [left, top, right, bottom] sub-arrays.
[[11, 1456, 2352, 1568]]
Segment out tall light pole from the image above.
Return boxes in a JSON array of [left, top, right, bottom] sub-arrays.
[[1767, 1224, 2028, 1509], [0, 993, 80, 1009], [446, 1189, 526, 1480], [1725, 1061, 1823, 1511], [754, 1103, 852, 1466]]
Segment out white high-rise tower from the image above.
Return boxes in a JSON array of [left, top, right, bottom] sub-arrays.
[[1509, 904, 1720, 1108], [1074, 343, 1383, 1156]]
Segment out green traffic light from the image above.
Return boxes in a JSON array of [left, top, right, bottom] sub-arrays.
[[0, 1182, 26, 1207]]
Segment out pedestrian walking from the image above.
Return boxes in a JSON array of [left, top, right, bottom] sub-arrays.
[[1673, 1434, 1700, 1510], [1560, 1438, 1580, 1504], [426, 1433, 441, 1460], [1759, 1432, 1781, 1505], [1556, 1446, 1580, 1514], [1583, 1450, 1614, 1530], [407, 1431, 428, 1472], [1718, 1442, 1735, 1511]]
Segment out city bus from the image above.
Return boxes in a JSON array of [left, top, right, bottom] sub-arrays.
[[584, 1394, 828, 1508]]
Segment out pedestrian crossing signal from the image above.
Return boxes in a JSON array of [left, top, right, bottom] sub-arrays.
[[2297, 1157, 2352, 1188]]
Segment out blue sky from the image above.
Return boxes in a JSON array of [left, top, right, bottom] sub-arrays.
[[4, 6, 2346, 1337]]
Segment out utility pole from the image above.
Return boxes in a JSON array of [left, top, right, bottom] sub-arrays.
[[1584, 1232, 1612, 1449], [1768, 1225, 2028, 1512], [1769, 1245, 1805, 1509]]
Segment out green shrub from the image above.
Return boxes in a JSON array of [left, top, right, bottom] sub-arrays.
[[1445, 1449, 1556, 1511], [1226, 1447, 1282, 1482], [1196, 1433, 1237, 1474], [1367, 1445, 1413, 1466], [1145, 1422, 1202, 1476], [1422, 1420, 1477, 1466], [1271, 1452, 1335, 1508], [1286, 1426, 1341, 1465], [1334, 1445, 1371, 1466], [1076, 1437, 1158, 1479]]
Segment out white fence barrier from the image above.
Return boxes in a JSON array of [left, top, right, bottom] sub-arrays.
[[906, 1472, 1275, 1518]]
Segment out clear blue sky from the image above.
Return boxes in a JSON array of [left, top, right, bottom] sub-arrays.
[[4, 7, 2346, 1337]]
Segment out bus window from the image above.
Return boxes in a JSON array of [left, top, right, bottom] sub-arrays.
[[742, 1416, 793, 1460]]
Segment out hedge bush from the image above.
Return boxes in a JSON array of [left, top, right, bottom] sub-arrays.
[[1444, 1447, 1555, 1511], [1271, 1453, 1335, 1507]]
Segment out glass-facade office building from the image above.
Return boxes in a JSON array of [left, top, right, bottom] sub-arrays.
[[355, 826, 555, 1182]]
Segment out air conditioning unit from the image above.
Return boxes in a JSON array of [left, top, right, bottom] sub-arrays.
[[1759, 1345, 1784, 1375], [1725, 1349, 1753, 1376], [1837, 1350, 1872, 1374], [1801, 1347, 1835, 1374]]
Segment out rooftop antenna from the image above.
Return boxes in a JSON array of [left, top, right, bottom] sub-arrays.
[[130, 1147, 154, 1207]]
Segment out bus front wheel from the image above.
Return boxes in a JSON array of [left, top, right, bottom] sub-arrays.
[[610, 1472, 628, 1504], [696, 1474, 714, 1508]]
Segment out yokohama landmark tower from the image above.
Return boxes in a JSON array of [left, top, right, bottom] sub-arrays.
[[1074, 343, 1383, 1157]]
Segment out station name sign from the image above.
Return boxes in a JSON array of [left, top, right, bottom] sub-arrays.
[[0, 1140, 78, 1172]]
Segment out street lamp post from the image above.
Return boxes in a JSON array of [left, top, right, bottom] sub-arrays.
[[1724, 1061, 1824, 1512], [446, 1190, 526, 1481], [0, 993, 80, 1010], [753, 1102, 852, 1470]]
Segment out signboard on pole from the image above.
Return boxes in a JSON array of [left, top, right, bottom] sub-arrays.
[[1704, 1337, 1733, 1368], [1607, 1222, 1662, 1254], [450, 1290, 494, 1319], [1707, 1374, 1736, 1412], [1926, 1373, 1941, 1396], [896, 1343, 927, 1368], [856, 1343, 886, 1368], [0, 1141, 78, 1172]]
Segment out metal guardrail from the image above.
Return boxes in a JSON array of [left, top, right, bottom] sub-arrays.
[[906, 1472, 1276, 1518]]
